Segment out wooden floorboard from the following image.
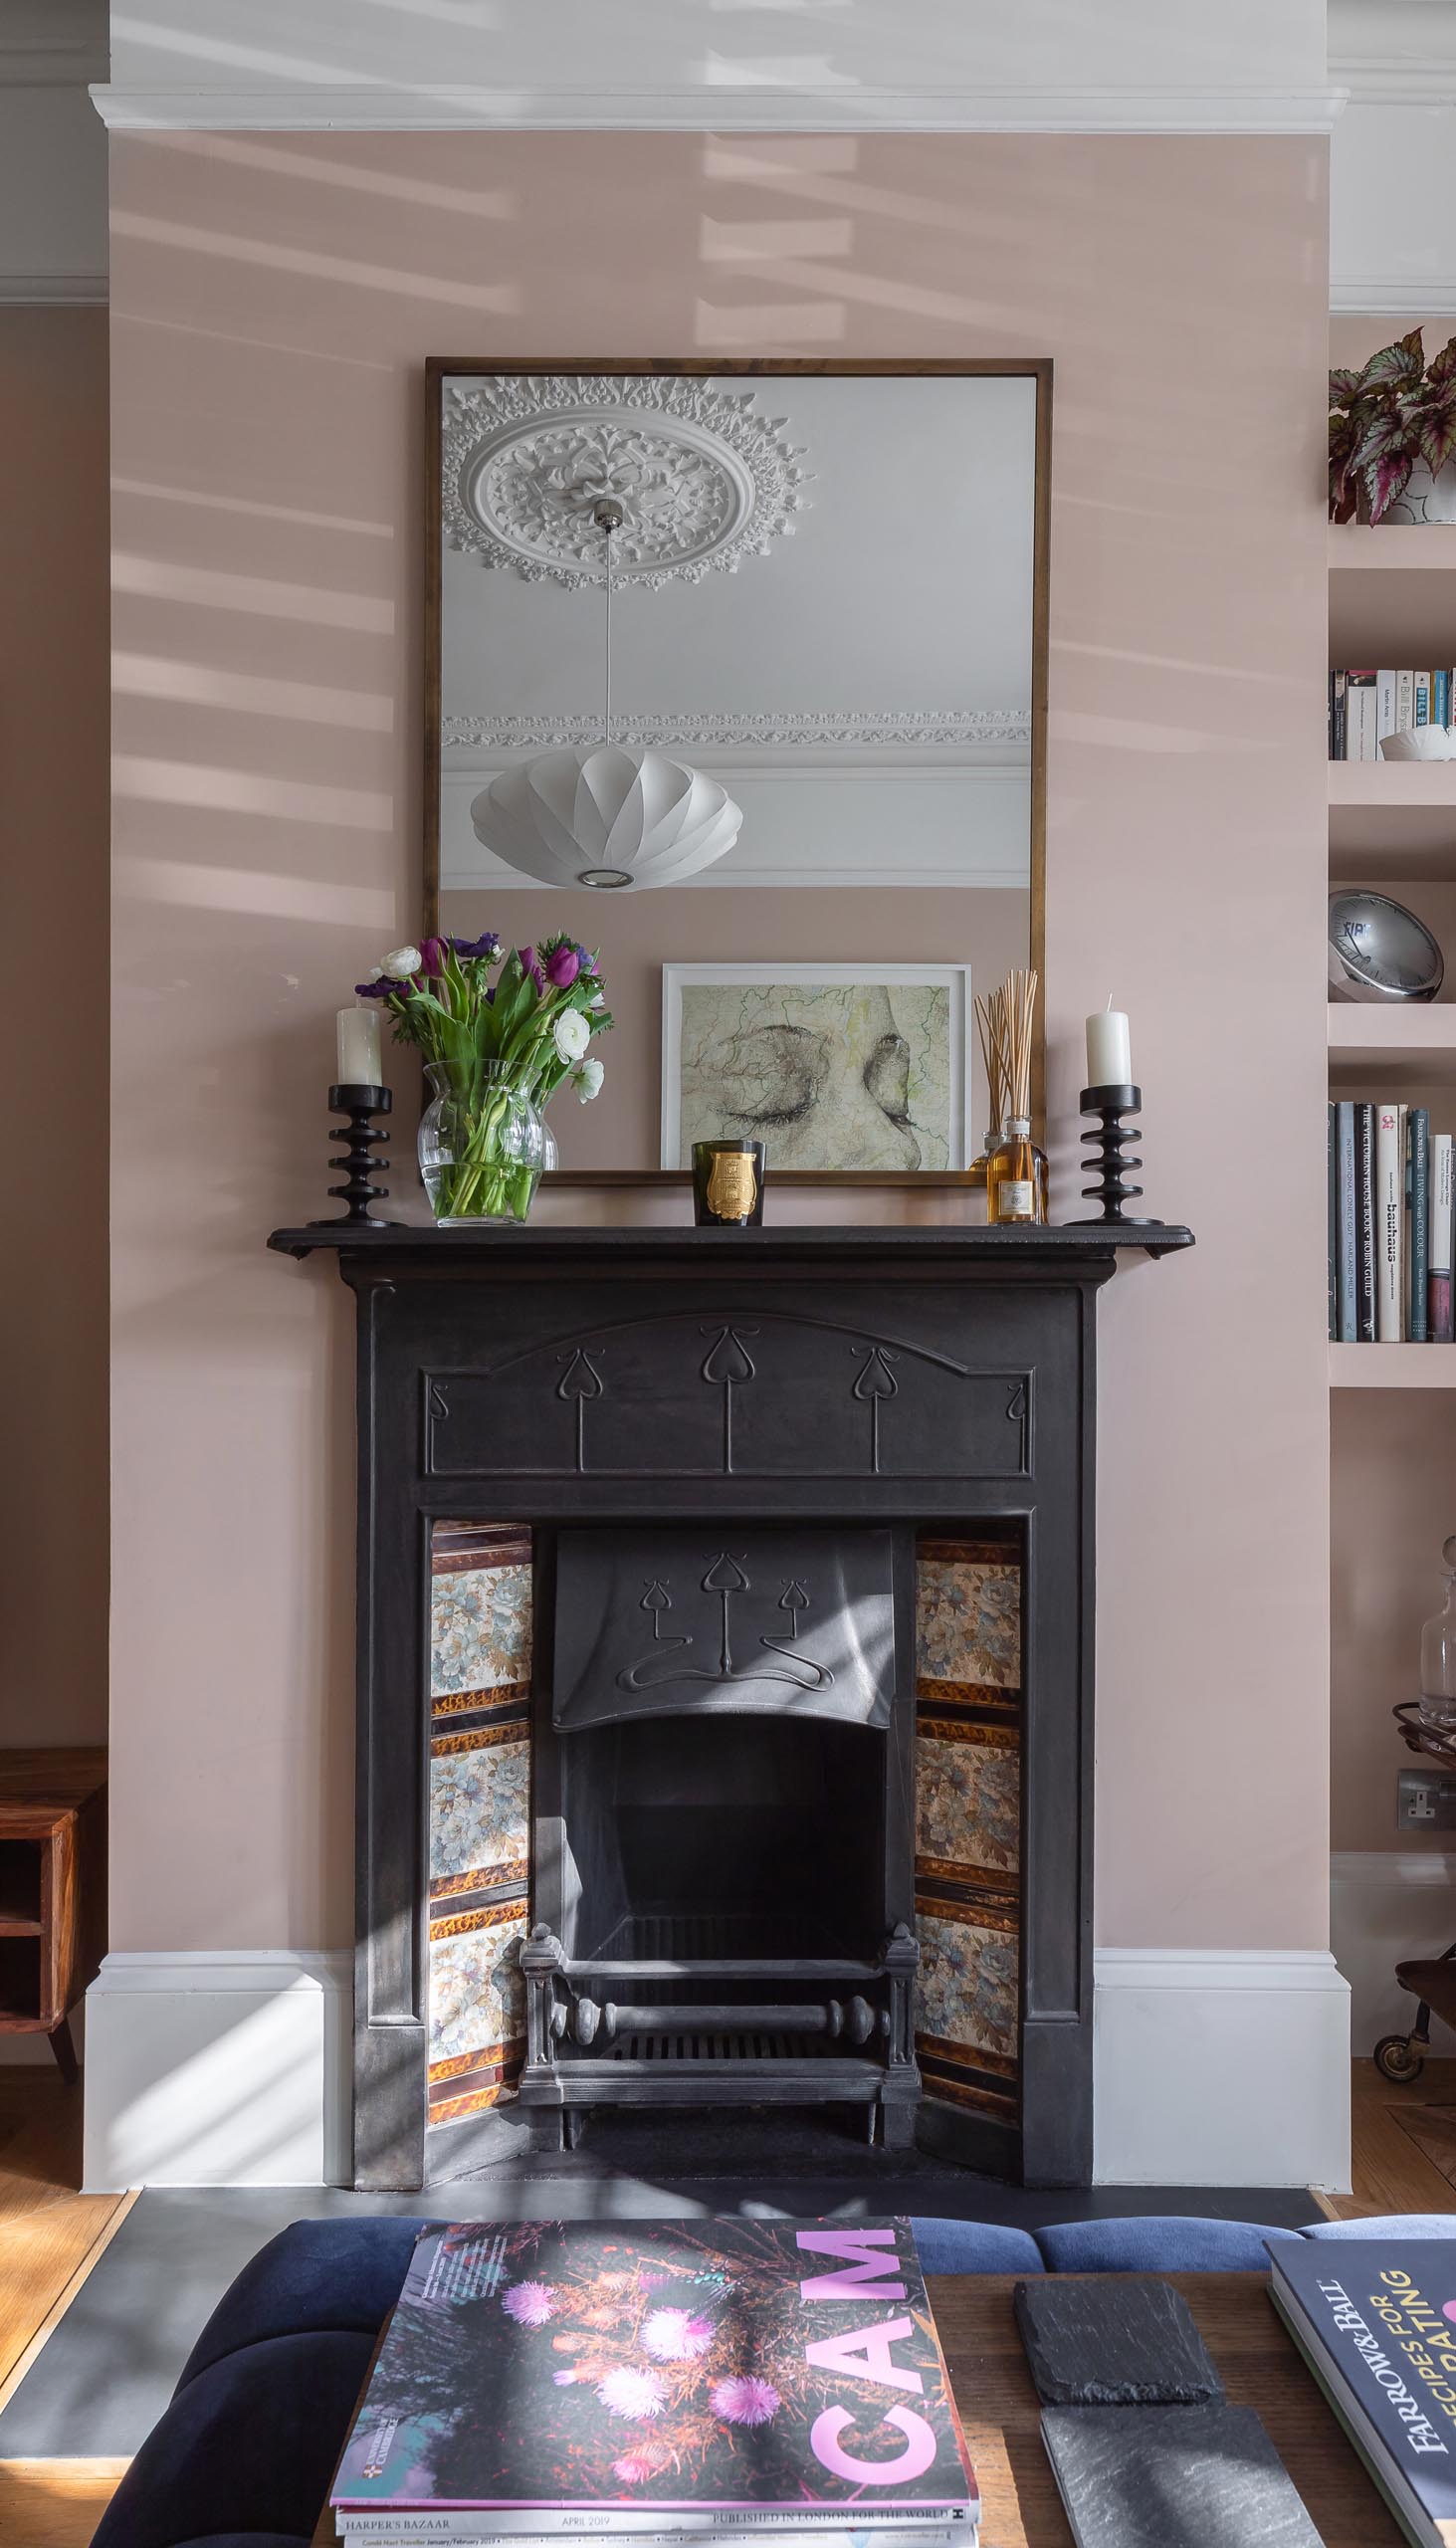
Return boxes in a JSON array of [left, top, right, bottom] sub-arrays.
[[1321, 2055, 1456, 2220]]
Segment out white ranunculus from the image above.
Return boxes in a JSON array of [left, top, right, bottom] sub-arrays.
[[366, 964, 385, 982], [573, 1058, 604, 1103], [384, 944, 423, 977], [552, 1007, 591, 1064]]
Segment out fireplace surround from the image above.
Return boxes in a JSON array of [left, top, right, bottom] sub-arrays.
[[269, 1220, 1191, 2190]]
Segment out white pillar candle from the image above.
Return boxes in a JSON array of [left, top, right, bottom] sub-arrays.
[[336, 1004, 382, 1087], [1086, 1004, 1132, 1088]]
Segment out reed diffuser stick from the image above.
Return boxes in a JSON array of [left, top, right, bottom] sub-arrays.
[[974, 991, 1009, 1139]]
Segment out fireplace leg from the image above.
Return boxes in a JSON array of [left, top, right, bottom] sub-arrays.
[[879, 2102, 916, 2153], [564, 2109, 584, 2151]]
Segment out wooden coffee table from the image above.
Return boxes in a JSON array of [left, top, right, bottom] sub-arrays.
[[311, 2271, 1405, 2547]]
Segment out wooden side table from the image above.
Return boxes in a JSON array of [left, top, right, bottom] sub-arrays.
[[0, 1749, 107, 2080]]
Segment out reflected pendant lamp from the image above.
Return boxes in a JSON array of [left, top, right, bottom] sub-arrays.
[[470, 501, 742, 892]]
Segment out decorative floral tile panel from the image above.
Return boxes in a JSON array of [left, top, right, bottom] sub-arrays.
[[428, 1905, 526, 2068], [429, 1737, 529, 1890], [431, 1561, 532, 1698], [915, 1909, 1018, 2066], [916, 1728, 1019, 1877], [916, 1558, 1020, 1690]]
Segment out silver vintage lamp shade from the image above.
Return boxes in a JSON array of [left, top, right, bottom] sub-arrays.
[[470, 500, 742, 892]]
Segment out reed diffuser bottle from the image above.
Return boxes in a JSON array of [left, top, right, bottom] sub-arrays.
[[982, 968, 1048, 1226]]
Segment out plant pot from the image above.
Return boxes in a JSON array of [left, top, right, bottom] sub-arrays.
[[1380, 458, 1456, 526], [419, 1060, 544, 1225]]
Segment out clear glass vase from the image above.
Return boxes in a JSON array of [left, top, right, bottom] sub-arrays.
[[418, 1060, 544, 1226]]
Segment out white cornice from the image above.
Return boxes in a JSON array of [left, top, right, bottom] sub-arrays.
[[1332, 0, 1456, 103], [1332, 276, 1456, 314], [88, 83, 1349, 135]]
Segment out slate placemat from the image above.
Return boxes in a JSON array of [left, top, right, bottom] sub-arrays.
[[1015, 2274, 1223, 2405], [1042, 2403, 1324, 2548]]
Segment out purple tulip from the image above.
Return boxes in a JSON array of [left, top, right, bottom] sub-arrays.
[[452, 932, 502, 963], [518, 944, 544, 994], [543, 945, 580, 989], [419, 936, 449, 978]]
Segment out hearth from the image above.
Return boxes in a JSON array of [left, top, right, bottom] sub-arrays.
[[522, 1522, 919, 2146], [268, 1221, 1193, 2192]]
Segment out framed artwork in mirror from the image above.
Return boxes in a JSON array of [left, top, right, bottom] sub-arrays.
[[423, 358, 1050, 1182], [661, 962, 973, 1174]]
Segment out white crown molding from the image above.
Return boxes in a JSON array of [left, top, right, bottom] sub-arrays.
[[1332, 277, 1456, 314], [443, 711, 1032, 753], [88, 83, 1350, 135], [1332, 0, 1456, 102], [0, 272, 107, 305]]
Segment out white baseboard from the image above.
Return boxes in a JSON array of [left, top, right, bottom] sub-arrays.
[[82, 1951, 352, 2191], [1331, 1851, 1456, 2057], [1094, 1949, 1352, 2191]]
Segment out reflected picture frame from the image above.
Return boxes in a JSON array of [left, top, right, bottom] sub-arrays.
[[661, 961, 974, 1173]]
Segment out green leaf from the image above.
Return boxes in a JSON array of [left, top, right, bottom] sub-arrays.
[[1359, 327, 1425, 393], [1429, 336, 1456, 389], [1330, 368, 1360, 406]]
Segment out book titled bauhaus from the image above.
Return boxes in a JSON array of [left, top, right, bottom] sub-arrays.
[[333, 2222, 977, 2537]]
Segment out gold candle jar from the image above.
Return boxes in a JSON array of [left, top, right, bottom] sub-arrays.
[[692, 1140, 766, 1226]]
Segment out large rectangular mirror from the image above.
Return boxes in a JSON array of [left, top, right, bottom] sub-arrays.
[[425, 360, 1048, 1180]]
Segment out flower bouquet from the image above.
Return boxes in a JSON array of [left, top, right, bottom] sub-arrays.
[[358, 932, 612, 1224]]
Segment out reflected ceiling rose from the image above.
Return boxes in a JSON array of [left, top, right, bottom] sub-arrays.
[[471, 745, 742, 893], [442, 374, 811, 589]]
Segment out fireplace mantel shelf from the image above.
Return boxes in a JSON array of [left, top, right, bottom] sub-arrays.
[[268, 1220, 1194, 1265]]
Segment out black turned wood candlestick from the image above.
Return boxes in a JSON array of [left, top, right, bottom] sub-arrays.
[[1068, 1083, 1163, 1228], [309, 1083, 396, 1227]]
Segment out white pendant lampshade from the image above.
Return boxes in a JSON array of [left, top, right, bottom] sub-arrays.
[[471, 743, 742, 892]]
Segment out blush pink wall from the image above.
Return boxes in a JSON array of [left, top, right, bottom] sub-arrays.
[[108, 131, 1331, 1955], [0, 309, 109, 1753]]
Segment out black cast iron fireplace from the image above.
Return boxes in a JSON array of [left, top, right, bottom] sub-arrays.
[[523, 1522, 920, 2146], [267, 1220, 1192, 2193]]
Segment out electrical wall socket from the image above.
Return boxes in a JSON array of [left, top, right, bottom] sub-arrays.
[[1398, 1768, 1456, 1831]]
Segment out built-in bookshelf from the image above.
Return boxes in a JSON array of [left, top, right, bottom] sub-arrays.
[[1329, 526, 1456, 1384]]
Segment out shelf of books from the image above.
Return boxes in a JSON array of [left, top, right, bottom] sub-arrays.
[[1329, 1100, 1455, 1355]]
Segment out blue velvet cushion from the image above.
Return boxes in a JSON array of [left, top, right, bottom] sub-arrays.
[[90, 2328, 377, 2548], [176, 2216, 428, 2391], [1035, 2215, 1305, 2273], [910, 2215, 1044, 2274], [1303, 2213, 1456, 2240]]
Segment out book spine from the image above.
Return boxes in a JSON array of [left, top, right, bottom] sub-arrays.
[[334, 2527, 978, 2543], [1376, 1104, 1403, 1340], [1375, 668, 1399, 748], [1410, 1108, 1430, 1341], [1415, 670, 1433, 728], [1356, 1102, 1377, 1342], [1396, 667, 1415, 732], [1332, 668, 1348, 761], [1432, 1132, 1455, 1343], [1434, 667, 1451, 729], [1337, 1101, 1357, 1343], [1328, 1103, 1338, 1341], [1348, 670, 1378, 761]]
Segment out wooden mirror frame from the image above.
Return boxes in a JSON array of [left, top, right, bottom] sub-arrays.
[[423, 356, 1051, 1185]]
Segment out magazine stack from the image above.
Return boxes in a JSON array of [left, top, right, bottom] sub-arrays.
[[330, 2219, 979, 2548]]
